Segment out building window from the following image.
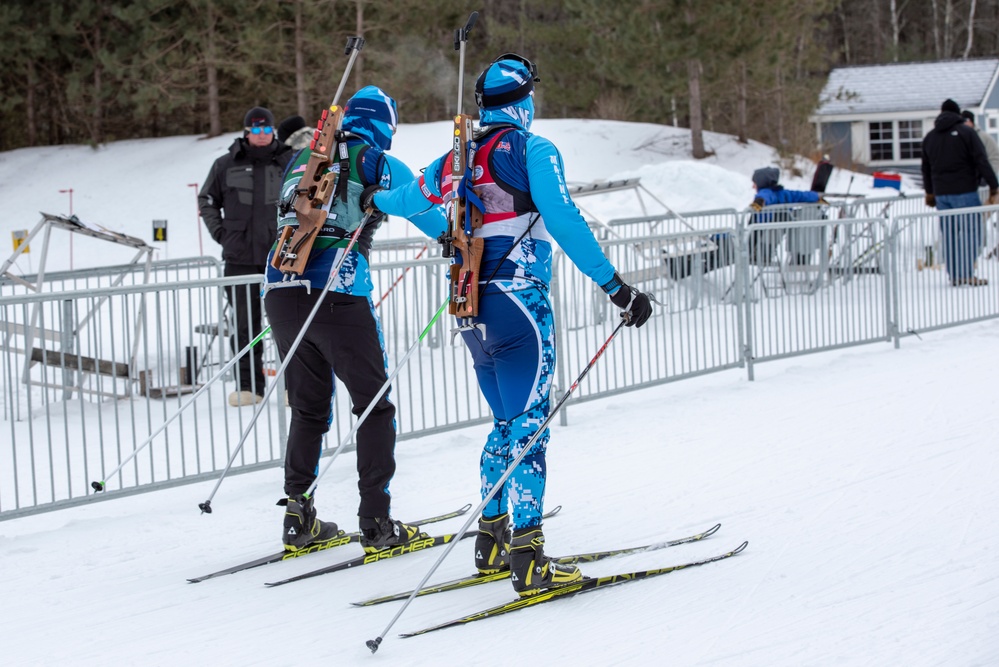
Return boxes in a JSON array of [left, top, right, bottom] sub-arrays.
[[987, 112, 999, 145], [898, 120, 922, 159], [870, 122, 894, 161], [868, 120, 922, 162]]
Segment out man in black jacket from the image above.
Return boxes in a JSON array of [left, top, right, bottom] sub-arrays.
[[921, 98, 999, 286], [199, 106, 294, 405]]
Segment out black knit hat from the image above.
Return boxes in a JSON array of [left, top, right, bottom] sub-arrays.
[[277, 115, 306, 142], [243, 106, 275, 129], [961, 110, 976, 122], [941, 99, 961, 114]]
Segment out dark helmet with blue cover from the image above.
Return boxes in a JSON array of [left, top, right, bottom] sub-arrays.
[[474, 54, 540, 109], [343, 85, 399, 150]]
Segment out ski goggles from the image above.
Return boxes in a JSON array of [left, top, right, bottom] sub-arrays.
[[493, 53, 540, 83], [245, 126, 274, 135]]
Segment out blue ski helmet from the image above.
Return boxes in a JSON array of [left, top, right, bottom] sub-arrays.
[[343, 85, 399, 150], [474, 54, 540, 130]]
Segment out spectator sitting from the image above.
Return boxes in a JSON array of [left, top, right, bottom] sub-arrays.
[[749, 167, 823, 265]]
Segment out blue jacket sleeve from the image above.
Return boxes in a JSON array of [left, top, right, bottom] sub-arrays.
[[525, 135, 617, 290], [377, 154, 448, 239], [776, 189, 821, 205]]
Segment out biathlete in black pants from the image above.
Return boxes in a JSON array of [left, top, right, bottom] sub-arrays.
[[264, 86, 446, 553]]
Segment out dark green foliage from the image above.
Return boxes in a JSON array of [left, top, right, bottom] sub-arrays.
[[0, 0, 993, 155]]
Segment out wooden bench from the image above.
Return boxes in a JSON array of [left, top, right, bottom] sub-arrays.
[[30, 347, 130, 378]]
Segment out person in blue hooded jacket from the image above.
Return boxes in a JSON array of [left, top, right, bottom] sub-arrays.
[[263, 86, 446, 554], [748, 166, 824, 265], [363, 55, 653, 597]]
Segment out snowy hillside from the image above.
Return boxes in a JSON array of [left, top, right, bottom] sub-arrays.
[[0, 119, 910, 274], [2, 120, 993, 667]]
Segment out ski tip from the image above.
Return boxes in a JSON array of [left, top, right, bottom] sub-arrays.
[[702, 523, 722, 538], [366, 637, 382, 653], [732, 541, 749, 555], [457, 503, 473, 514], [547, 505, 562, 518]]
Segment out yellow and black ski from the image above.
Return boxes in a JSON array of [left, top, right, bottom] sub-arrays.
[[399, 541, 748, 638], [353, 523, 721, 607], [186, 504, 471, 583], [264, 506, 563, 588]]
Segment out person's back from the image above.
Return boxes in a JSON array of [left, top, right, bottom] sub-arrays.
[[922, 100, 997, 196], [367, 55, 653, 598]]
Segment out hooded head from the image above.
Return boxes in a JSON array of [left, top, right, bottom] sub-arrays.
[[474, 55, 540, 130], [277, 115, 306, 143], [752, 167, 780, 190], [941, 98, 961, 115], [342, 86, 399, 150]]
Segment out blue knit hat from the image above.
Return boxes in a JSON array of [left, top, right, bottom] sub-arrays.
[[343, 86, 398, 150]]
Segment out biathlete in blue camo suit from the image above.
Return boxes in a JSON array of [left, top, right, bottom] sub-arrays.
[[365, 55, 653, 596], [264, 86, 447, 555]]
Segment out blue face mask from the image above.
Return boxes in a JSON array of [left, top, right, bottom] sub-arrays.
[[480, 94, 535, 131]]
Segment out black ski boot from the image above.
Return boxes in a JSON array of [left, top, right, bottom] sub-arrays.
[[474, 513, 511, 574], [509, 526, 582, 596], [278, 494, 340, 552], [359, 516, 422, 554]]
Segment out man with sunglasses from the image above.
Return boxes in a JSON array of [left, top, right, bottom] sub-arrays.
[[199, 106, 295, 406], [365, 55, 653, 597]]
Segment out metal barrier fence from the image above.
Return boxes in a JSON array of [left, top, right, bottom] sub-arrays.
[[891, 204, 999, 339], [0, 256, 224, 298], [0, 276, 286, 518], [5, 199, 999, 519]]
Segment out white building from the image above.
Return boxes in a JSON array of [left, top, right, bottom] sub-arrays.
[[811, 58, 999, 171]]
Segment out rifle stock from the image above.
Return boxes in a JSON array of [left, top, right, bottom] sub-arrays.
[[448, 114, 484, 317], [271, 105, 345, 275], [442, 12, 482, 319], [272, 37, 363, 276]]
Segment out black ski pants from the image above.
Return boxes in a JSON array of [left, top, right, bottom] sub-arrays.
[[265, 287, 397, 519], [223, 262, 266, 395]]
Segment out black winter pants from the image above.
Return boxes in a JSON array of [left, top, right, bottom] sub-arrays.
[[223, 263, 266, 395], [264, 287, 397, 518]]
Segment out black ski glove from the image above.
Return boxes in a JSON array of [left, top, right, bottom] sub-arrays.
[[360, 184, 384, 214], [609, 283, 653, 328]]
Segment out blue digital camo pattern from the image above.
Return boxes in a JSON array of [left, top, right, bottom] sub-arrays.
[[468, 281, 554, 528]]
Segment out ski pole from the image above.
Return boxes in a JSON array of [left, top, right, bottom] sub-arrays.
[[197, 212, 375, 514], [91, 321, 270, 492], [302, 295, 449, 498], [366, 317, 628, 653]]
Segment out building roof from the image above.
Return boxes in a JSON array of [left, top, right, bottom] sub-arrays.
[[815, 58, 999, 116]]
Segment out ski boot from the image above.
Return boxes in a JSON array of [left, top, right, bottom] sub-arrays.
[[359, 516, 422, 554], [474, 513, 511, 574], [278, 494, 340, 552], [510, 526, 582, 596]]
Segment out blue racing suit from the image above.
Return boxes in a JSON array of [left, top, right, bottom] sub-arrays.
[[375, 114, 622, 529]]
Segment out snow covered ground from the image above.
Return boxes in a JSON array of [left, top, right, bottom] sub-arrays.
[[0, 118, 992, 666], [1, 317, 997, 666]]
